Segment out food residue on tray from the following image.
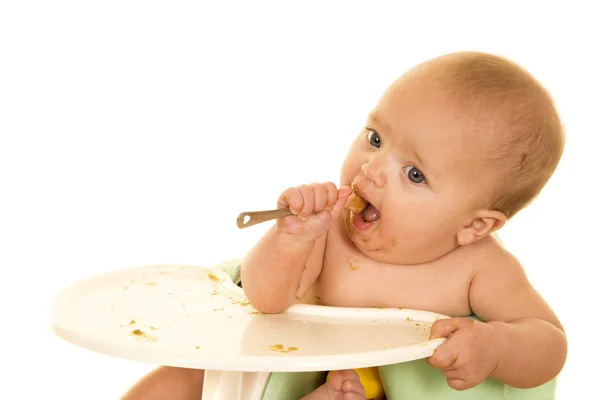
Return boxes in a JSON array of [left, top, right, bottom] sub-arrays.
[[129, 329, 157, 342], [207, 271, 221, 282], [265, 344, 298, 353], [231, 299, 250, 307]]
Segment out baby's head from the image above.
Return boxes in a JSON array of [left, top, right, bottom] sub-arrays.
[[340, 51, 564, 264]]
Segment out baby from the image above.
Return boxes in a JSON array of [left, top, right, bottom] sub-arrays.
[[123, 51, 567, 400], [241, 51, 567, 399]]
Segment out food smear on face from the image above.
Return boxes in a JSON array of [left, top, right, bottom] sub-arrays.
[[345, 190, 368, 214], [345, 211, 355, 240], [345, 189, 382, 235]]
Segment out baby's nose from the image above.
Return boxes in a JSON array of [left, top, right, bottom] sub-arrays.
[[361, 156, 389, 188]]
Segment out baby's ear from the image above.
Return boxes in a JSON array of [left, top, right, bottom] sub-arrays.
[[456, 210, 506, 246]]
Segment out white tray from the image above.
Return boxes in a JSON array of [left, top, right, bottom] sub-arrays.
[[50, 264, 448, 372]]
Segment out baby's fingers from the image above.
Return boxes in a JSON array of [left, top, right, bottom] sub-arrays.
[[278, 187, 303, 215], [426, 342, 459, 370], [446, 378, 469, 391], [329, 186, 353, 221], [324, 182, 339, 211], [310, 183, 330, 214], [297, 185, 315, 220], [429, 317, 475, 339]]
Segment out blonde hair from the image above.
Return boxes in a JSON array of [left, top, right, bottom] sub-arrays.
[[427, 51, 565, 219]]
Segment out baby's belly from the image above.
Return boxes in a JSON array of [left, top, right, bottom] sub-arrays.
[[312, 264, 473, 317]]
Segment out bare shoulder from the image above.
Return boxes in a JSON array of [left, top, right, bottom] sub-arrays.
[[468, 235, 528, 291], [465, 234, 517, 273], [467, 235, 563, 330]]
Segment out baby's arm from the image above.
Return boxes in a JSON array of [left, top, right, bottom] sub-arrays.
[[469, 247, 567, 388], [241, 226, 326, 314], [241, 183, 351, 314]]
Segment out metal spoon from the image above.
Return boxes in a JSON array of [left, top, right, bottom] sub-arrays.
[[236, 208, 292, 229]]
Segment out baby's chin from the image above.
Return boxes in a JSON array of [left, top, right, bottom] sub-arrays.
[[350, 236, 431, 265], [348, 234, 408, 264]]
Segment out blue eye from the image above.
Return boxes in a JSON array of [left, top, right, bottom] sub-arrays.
[[367, 129, 381, 148], [403, 166, 426, 184]]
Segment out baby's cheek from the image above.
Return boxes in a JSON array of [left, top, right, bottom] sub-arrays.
[[338, 168, 354, 187], [384, 214, 418, 239], [339, 152, 363, 183]]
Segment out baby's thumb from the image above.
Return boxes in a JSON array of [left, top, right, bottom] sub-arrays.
[[429, 317, 470, 339], [329, 186, 353, 221]]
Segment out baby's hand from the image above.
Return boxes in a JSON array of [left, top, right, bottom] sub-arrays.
[[276, 182, 352, 240], [426, 318, 500, 391]]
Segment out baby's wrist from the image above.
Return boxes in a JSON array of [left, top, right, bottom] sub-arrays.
[[274, 224, 322, 244], [274, 227, 318, 247], [486, 321, 507, 378]]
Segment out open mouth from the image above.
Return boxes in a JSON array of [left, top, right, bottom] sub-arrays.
[[346, 190, 380, 230], [359, 202, 380, 222]]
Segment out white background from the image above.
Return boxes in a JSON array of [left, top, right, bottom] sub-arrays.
[[1, 1, 598, 398]]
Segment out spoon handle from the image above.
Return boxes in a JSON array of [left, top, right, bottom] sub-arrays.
[[236, 208, 293, 229]]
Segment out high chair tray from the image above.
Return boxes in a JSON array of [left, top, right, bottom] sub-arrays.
[[50, 264, 447, 372]]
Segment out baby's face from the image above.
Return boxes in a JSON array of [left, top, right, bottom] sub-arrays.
[[340, 69, 494, 264]]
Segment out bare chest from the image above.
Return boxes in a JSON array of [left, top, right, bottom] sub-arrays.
[[312, 229, 475, 317]]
